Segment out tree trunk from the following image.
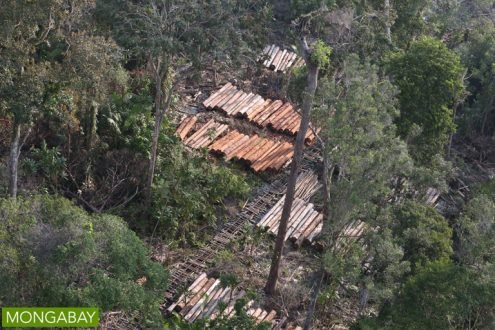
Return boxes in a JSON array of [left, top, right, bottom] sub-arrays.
[[8, 123, 21, 198], [144, 60, 172, 210], [359, 283, 369, 314], [322, 145, 332, 224], [303, 271, 324, 330], [145, 72, 164, 210], [88, 102, 98, 149], [322, 148, 336, 244], [384, 0, 392, 43], [265, 62, 319, 295]]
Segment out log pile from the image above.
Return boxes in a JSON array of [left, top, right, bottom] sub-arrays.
[[177, 117, 294, 171], [257, 171, 323, 245], [167, 273, 278, 327], [209, 130, 294, 172], [176, 116, 198, 140], [293, 171, 321, 200], [183, 119, 229, 149], [259, 44, 305, 72], [257, 197, 323, 246], [202, 83, 317, 142]]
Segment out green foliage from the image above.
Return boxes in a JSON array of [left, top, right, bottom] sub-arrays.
[[457, 25, 495, 137], [313, 54, 412, 231], [24, 141, 67, 187], [314, 55, 414, 307], [364, 230, 411, 303], [0, 1, 70, 125], [356, 260, 495, 329], [391, 0, 430, 48], [386, 37, 465, 165], [147, 132, 250, 245], [0, 195, 168, 327], [321, 242, 364, 302], [356, 188, 495, 329], [290, 0, 336, 18], [219, 273, 240, 289], [0, 61, 52, 125], [284, 66, 308, 105], [96, 0, 271, 67], [456, 193, 495, 267], [215, 251, 237, 267], [392, 201, 453, 272], [99, 92, 154, 154], [310, 40, 333, 68]]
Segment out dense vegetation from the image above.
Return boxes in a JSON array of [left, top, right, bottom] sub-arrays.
[[0, 195, 167, 327], [1, 0, 494, 329]]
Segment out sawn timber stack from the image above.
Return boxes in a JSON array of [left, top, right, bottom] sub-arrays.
[[202, 83, 317, 143], [167, 273, 279, 327], [177, 117, 294, 172], [259, 44, 305, 73]]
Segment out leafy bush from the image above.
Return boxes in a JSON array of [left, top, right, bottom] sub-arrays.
[[392, 201, 453, 272], [290, 0, 336, 18], [0, 195, 167, 327], [386, 37, 464, 165], [310, 40, 332, 68], [24, 141, 67, 187], [151, 141, 250, 245], [99, 92, 154, 154], [354, 260, 495, 329]]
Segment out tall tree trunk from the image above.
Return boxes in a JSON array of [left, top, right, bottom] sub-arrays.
[[384, 0, 392, 43], [321, 145, 332, 224], [322, 148, 336, 244], [88, 102, 98, 149], [303, 271, 324, 330], [145, 73, 164, 210], [8, 123, 21, 198], [359, 282, 369, 314], [145, 59, 172, 210], [265, 61, 319, 295]]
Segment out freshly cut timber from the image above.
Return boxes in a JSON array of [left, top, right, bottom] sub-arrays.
[[208, 129, 294, 172], [183, 119, 229, 149], [258, 196, 323, 245], [167, 273, 279, 327], [176, 116, 198, 140], [202, 83, 317, 143], [256, 171, 323, 246], [259, 44, 304, 73], [176, 118, 294, 171]]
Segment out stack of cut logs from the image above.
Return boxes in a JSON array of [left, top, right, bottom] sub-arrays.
[[257, 171, 323, 245], [259, 44, 305, 72], [167, 273, 278, 327], [176, 116, 198, 140], [210, 130, 294, 172], [176, 117, 294, 172], [258, 197, 323, 246], [182, 119, 229, 149], [293, 171, 321, 200], [202, 83, 317, 143]]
